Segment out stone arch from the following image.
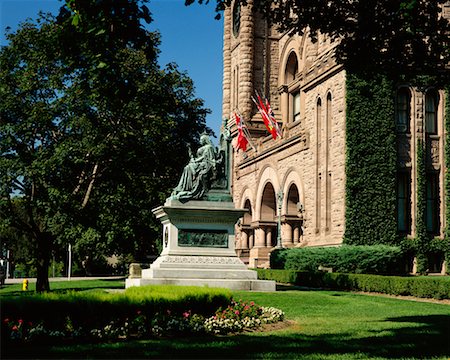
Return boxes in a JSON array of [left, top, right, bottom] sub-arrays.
[[255, 166, 281, 220], [278, 36, 303, 85], [239, 186, 254, 223], [281, 169, 305, 215]]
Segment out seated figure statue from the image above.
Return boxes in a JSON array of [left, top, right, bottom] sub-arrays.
[[170, 133, 217, 202]]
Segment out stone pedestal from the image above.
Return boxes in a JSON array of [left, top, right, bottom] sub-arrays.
[[126, 199, 275, 291]]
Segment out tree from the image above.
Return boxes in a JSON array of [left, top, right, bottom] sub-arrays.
[[0, 0, 209, 291], [192, 0, 450, 79]]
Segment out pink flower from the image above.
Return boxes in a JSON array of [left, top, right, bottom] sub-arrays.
[[3, 318, 9, 324], [183, 311, 191, 318], [235, 310, 240, 315], [12, 325, 18, 331], [250, 301, 255, 306], [136, 310, 141, 315], [18, 319, 23, 324], [244, 306, 250, 310]]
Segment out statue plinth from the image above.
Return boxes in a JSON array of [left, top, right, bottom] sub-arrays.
[[125, 199, 275, 291]]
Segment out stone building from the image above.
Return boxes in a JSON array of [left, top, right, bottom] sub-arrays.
[[223, 0, 449, 271]]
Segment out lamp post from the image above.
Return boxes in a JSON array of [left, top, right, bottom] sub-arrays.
[[276, 189, 283, 248], [68, 244, 72, 281]]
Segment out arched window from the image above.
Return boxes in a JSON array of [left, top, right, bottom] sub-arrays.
[[283, 52, 301, 123], [284, 52, 298, 83], [315, 98, 322, 232], [397, 171, 411, 233], [425, 90, 439, 135], [325, 93, 332, 231], [396, 88, 411, 133]]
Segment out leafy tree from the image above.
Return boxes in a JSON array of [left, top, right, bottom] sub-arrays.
[[192, 0, 450, 79], [0, 0, 209, 291]]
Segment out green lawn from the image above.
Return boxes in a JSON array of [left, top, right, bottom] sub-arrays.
[[3, 281, 450, 359], [0, 278, 125, 296]]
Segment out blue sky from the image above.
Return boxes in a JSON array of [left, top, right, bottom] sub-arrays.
[[0, 0, 224, 135]]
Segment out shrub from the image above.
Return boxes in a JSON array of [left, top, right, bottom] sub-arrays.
[[257, 269, 450, 299], [1, 285, 232, 332], [279, 245, 406, 275]]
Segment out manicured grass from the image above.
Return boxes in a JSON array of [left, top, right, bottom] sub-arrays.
[[4, 284, 450, 359], [0, 278, 125, 296]]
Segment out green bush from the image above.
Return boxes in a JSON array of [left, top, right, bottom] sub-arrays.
[[1, 285, 232, 330], [257, 269, 450, 299], [269, 248, 290, 269], [279, 245, 406, 275]]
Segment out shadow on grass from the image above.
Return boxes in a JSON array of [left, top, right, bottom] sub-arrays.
[[6, 314, 450, 359]]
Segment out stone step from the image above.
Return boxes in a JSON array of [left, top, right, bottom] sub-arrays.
[[126, 277, 276, 291]]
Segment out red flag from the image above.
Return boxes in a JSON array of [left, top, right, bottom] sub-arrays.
[[233, 111, 249, 151], [252, 91, 281, 139]]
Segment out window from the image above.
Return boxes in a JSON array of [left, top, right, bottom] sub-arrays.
[[425, 90, 438, 134], [232, 1, 241, 37], [426, 173, 440, 234], [293, 91, 301, 122], [396, 88, 410, 133], [397, 171, 411, 233]]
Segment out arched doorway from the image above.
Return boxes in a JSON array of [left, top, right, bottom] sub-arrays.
[[282, 183, 304, 246], [260, 183, 277, 247]]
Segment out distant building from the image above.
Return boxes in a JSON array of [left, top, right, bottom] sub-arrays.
[[224, 1, 449, 272]]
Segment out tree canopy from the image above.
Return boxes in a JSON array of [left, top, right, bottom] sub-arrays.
[[193, 0, 450, 79], [0, 0, 209, 291]]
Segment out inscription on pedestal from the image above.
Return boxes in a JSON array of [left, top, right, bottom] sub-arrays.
[[178, 229, 228, 248]]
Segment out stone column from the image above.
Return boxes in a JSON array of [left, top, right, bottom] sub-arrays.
[[241, 230, 249, 250], [222, 6, 232, 119], [249, 232, 254, 249], [254, 227, 266, 247], [279, 86, 289, 126], [265, 227, 272, 247], [293, 225, 300, 244], [239, 0, 254, 120], [281, 222, 293, 247]]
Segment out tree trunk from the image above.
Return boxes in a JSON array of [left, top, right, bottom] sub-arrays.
[[35, 232, 52, 292]]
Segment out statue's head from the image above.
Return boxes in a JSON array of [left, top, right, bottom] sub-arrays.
[[200, 133, 210, 145]]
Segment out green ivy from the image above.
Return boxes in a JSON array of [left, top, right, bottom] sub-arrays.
[[444, 86, 450, 273], [415, 138, 429, 274], [344, 72, 398, 245]]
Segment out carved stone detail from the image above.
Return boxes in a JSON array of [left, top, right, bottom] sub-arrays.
[[178, 229, 228, 248], [161, 256, 243, 265]]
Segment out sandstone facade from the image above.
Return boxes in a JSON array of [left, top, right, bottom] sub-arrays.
[[222, 1, 448, 269]]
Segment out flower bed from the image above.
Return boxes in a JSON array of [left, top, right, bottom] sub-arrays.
[[2, 295, 285, 344]]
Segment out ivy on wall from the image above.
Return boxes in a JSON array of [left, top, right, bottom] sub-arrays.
[[344, 72, 398, 245], [414, 138, 428, 274], [443, 86, 450, 273]]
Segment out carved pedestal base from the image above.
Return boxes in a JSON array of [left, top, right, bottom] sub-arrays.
[[125, 199, 275, 291]]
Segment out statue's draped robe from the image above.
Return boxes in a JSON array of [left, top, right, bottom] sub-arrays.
[[173, 143, 216, 201]]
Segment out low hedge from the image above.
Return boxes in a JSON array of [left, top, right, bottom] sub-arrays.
[[271, 245, 407, 275], [1, 285, 232, 330], [257, 269, 450, 300]]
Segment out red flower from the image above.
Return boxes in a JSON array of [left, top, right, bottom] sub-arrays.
[[12, 325, 18, 331], [18, 319, 23, 324], [3, 318, 9, 324]]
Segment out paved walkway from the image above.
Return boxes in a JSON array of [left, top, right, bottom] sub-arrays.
[[4, 276, 125, 284]]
